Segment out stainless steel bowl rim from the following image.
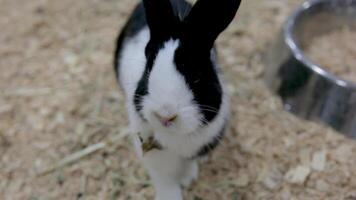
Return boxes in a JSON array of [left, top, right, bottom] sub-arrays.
[[283, 0, 356, 89], [265, 0, 356, 137]]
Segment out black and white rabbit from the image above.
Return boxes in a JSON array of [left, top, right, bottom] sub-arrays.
[[114, 0, 241, 199]]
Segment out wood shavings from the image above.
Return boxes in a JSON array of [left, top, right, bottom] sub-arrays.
[[0, 104, 13, 114], [261, 167, 283, 190], [333, 145, 354, 164], [285, 166, 311, 185], [63, 51, 78, 67], [305, 27, 356, 83], [235, 174, 250, 187], [280, 188, 292, 200], [38, 142, 106, 176], [299, 148, 312, 166], [38, 131, 128, 176], [315, 180, 329, 192], [311, 150, 327, 171], [345, 191, 356, 200], [1, 0, 356, 199]]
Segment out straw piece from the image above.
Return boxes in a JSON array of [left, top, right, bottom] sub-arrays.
[[38, 142, 106, 176]]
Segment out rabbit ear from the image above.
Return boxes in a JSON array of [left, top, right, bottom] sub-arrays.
[[143, 0, 178, 40], [182, 0, 241, 50]]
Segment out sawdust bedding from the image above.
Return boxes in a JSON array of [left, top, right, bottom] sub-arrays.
[[0, 0, 356, 199], [305, 27, 356, 83]]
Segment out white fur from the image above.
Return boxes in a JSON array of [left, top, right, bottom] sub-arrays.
[[118, 27, 230, 200], [142, 40, 202, 137]]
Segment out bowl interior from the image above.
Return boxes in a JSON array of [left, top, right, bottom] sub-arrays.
[[292, 0, 356, 51]]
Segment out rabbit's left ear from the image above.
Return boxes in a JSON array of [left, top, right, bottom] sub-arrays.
[[182, 0, 241, 50], [143, 0, 178, 41]]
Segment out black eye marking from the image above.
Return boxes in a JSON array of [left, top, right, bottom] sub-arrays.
[[174, 46, 222, 124], [133, 40, 167, 120]]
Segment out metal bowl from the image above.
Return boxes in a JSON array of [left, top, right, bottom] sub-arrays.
[[265, 0, 356, 137]]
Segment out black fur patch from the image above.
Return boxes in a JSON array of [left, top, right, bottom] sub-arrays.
[[134, 39, 166, 115], [174, 46, 222, 123], [114, 3, 147, 80]]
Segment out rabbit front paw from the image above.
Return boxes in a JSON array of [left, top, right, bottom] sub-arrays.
[[180, 161, 199, 188]]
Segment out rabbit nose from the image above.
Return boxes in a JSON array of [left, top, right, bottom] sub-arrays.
[[154, 112, 178, 127]]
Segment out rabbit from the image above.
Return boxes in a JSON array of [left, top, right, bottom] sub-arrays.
[[114, 0, 241, 199]]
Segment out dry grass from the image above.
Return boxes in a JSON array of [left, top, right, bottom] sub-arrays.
[[1, 0, 356, 199]]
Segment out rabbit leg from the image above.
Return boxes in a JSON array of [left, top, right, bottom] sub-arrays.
[[143, 150, 184, 200], [180, 160, 199, 188]]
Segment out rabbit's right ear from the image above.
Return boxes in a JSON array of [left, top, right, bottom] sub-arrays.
[[143, 0, 178, 41], [182, 0, 241, 51]]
